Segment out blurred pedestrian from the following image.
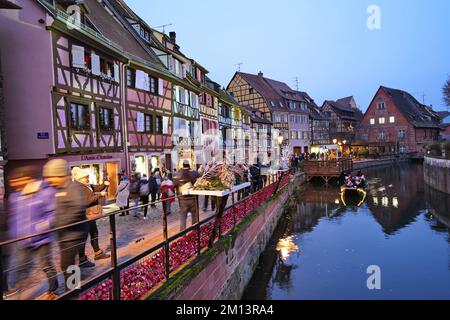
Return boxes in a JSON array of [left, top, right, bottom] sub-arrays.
[[154, 169, 162, 201], [43, 159, 88, 292], [129, 173, 141, 217], [116, 176, 130, 216], [173, 160, 199, 231], [148, 171, 158, 209], [72, 168, 110, 265], [160, 173, 175, 217], [139, 174, 150, 219], [6, 166, 58, 299]]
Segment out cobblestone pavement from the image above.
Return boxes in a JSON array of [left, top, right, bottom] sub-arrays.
[[3, 195, 230, 300]]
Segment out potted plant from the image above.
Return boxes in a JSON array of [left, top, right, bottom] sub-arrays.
[[427, 142, 442, 157], [442, 141, 450, 159]]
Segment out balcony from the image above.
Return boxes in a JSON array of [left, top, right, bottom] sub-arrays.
[[173, 101, 200, 120]]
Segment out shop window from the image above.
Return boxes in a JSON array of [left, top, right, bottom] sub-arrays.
[[99, 107, 114, 131], [70, 103, 90, 130], [144, 114, 153, 133]]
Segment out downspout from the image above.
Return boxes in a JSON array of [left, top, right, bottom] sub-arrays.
[[121, 61, 130, 176]]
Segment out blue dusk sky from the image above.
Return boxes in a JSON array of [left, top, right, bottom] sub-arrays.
[[125, 0, 450, 112]]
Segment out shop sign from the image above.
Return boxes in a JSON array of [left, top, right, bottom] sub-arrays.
[[81, 155, 114, 161]]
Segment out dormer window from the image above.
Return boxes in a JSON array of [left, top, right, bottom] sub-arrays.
[[279, 102, 283, 108], [249, 88, 254, 94]]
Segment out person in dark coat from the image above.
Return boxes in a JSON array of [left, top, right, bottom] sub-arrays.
[[148, 171, 158, 209], [43, 159, 89, 292], [72, 168, 110, 266], [139, 174, 150, 219], [173, 160, 199, 231]]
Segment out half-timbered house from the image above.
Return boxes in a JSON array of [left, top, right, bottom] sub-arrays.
[[0, 0, 131, 198], [227, 71, 313, 156], [321, 96, 363, 145]]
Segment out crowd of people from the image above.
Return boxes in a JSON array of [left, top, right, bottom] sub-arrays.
[[343, 170, 367, 189], [0, 158, 275, 299]]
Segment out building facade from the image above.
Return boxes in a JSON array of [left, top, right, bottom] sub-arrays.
[[357, 86, 442, 155], [321, 96, 363, 145], [227, 71, 313, 157]]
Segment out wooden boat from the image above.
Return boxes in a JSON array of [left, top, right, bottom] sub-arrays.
[[340, 186, 367, 207]]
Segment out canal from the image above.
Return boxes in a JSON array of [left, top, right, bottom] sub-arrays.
[[243, 163, 450, 300]]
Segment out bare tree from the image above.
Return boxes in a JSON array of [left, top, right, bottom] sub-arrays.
[[444, 76, 450, 106]]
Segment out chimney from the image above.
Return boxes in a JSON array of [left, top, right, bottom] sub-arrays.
[[258, 71, 263, 78], [169, 31, 176, 44]]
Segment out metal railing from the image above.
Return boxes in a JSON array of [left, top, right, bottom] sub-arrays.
[[0, 173, 291, 300]]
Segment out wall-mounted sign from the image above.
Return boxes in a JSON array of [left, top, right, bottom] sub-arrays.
[[37, 132, 49, 140], [81, 155, 114, 161]]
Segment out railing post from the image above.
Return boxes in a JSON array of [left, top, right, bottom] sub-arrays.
[[232, 191, 236, 228], [195, 196, 201, 257], [0, 245, 4, 301], [162, 200, 171, 280], [109, 215, 121, 300]]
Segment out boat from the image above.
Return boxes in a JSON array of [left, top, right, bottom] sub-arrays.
[[340, 186, 367, 207]]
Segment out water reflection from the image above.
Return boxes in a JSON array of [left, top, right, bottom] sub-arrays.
[[243, 164, 450, 300]]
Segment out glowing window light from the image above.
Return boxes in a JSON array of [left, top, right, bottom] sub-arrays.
[[373, 197, 379, 205], [392, 197, 399, 208], [382, 197, 389, 207]]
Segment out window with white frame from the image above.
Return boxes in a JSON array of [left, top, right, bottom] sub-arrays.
[[370, 118, 375, 125], [389, 116, 395, 123], [398, 129, 406, 139], [379, 117, 385, 124]]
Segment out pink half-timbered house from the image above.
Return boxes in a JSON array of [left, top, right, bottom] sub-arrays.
[[0, 0, 131, 198]]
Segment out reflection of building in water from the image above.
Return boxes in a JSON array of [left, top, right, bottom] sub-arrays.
[[424, 185, 450, 233], [366, 165, 424, 234]]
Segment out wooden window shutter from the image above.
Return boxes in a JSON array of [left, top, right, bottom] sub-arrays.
[[158, 78, 164, 96], [114, 63, 120, 83], [71, 45, 85, 68], [91, 53, 101, 75]]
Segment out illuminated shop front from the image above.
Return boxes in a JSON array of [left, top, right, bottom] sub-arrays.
[[130, 153, 164, 177], [68, 154, 123, 201]]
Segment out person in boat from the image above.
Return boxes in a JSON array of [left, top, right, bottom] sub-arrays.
[[355, 170, 366, 189], [344, 173, 356, 189]]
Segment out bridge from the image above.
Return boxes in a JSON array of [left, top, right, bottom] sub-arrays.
[[303, 158, 353, 183]]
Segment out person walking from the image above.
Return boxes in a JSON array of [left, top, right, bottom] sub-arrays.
[[173, 160, 199, 232], [129, 173, 141, 217], [201, 164, 215, 212], [148, 172, 158, 209], [7, 166, 58, 299], [154, 169, 162, 201], [139, 174, 150, 219], [72, 168, 110, 265], [160, 173, 175, 217], [43, 159, 89, 292], [116, 176, 130, 216]]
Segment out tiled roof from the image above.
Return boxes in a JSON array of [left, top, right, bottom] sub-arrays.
[[84, 0, 161, 66], [236, 72, 285, 111], [381, 86, 441, 128]]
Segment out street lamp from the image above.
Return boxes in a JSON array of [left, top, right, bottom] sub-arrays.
[[277, 134, 284, 162]]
